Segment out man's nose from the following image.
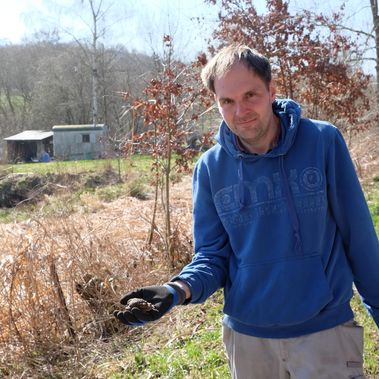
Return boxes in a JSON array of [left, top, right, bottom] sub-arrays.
[[235, 102, 248, 116]]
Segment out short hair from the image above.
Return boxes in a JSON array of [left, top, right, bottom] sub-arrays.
[[201, 44, 272, 93]]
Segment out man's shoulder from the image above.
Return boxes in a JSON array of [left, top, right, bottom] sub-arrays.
[[299, 118, 338, 138], [197, 143, 224, 162], [301, 117, 335, 129]]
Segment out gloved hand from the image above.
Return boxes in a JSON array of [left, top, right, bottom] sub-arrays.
[[113, 282, 186, 326]]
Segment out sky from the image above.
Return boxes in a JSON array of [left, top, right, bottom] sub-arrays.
[[0, 0, 222, 60], [0, 0, 375, 68]]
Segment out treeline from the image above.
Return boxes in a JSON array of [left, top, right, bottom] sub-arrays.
[[0, 39, 156, 140]]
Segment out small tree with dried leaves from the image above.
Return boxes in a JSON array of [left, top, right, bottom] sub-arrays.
[[123, 36, 212, 268]]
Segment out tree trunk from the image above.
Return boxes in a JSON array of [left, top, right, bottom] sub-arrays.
[[89, 0, 99, 127], [165, 120, 172, 266], [147, 124, 160, 246], [370, 0, 379, 108]]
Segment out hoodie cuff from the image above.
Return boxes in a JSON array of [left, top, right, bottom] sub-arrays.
[[166, 281, 188, 305]]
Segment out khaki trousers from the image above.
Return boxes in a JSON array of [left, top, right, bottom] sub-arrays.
[[222, 320, 365, 379]]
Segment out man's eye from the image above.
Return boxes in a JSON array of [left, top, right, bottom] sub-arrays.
[[221, 99, 232, 105]]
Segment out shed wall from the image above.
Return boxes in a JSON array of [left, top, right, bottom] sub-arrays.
[[53, 129, 104, 160]]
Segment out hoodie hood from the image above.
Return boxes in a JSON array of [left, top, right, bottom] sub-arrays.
[[216, 98, 302, 159]]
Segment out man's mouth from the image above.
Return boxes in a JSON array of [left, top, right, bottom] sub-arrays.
[[236, 118, 257, 126]]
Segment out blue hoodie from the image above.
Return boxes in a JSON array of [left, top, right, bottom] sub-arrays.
[[175, 99, 379, 338]]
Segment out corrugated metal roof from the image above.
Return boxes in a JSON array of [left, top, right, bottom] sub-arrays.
[[4, 130, 54, 141], [52, 124, 105, 131]]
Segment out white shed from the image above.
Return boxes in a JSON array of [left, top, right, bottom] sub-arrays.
[[52, 124, 106, 160]]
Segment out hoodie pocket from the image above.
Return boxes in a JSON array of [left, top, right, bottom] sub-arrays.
[[223, 254, 333, 327]]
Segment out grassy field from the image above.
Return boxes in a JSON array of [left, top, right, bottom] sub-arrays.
[[0, 156, 153, 223], [90, 292, 230, 379], [0, 158, 378, 378], [0, 156, 152, 176]]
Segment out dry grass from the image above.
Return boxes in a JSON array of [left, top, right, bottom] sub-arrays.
[[0, 176, 193, 378], [349, 126, 379, 188]]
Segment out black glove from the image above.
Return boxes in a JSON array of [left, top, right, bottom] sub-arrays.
[[113, 282, 186, 326]]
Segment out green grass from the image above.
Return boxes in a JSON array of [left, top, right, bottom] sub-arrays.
[[0, 155, 153, 222], [125, 306, 229, 379], [0, 155, 152, 176], [351, 293, 379, 376], [92, 292, 230, 379], [368, 181, 379, 232], [361, 179, 379, 376], [0, 204, 39, 223]]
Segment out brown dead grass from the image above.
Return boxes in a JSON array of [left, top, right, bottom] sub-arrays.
[[349, 126, 379, 189], [0, 175, 193, 378]]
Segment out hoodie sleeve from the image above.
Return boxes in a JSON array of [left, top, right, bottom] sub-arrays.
[[173, 158, 231, 303], [327, 127, 379, 328]]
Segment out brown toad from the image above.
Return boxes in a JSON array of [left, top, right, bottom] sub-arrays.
[[125, 298, 158, 313]]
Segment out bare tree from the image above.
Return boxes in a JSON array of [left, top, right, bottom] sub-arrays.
[[370, 0, 379, 104], [0, 45, 37, 136], [76, 0, 108, 127], [87, 0, 102, 127], [294, 0, 379, 110]]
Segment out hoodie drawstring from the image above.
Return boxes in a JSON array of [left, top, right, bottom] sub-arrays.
[[279, 155, 303, 254], [237, 155, 245, 209]]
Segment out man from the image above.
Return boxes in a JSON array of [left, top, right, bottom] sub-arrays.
[[114, 44, 379, 378]]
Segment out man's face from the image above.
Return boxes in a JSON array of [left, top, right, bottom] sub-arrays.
[[214, 62, 277, 154]]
